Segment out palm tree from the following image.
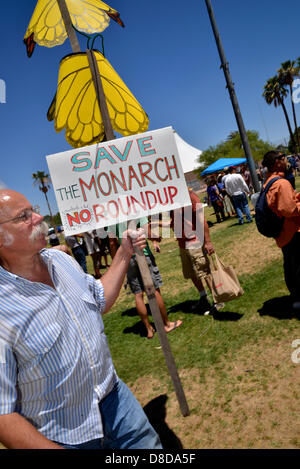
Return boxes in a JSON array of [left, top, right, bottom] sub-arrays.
[[278, 60, 300, 152], [32, 171, 54, 220], [227, 131, 239, 140], [262, 75, 296, 151]]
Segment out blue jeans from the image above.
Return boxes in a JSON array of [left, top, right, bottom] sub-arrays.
[[57, 380, 162, 449], [232, 193, 252, 224]]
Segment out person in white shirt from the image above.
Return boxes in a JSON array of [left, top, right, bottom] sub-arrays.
[[221, 167, 229, 185], [225, 166, 252, 225]]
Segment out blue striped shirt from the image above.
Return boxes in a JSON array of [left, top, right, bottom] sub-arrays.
[[0, 249, 118, 445]]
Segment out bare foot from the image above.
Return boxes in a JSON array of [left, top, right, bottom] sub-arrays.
[[164, 320, 183, 333], [147, 327, 155, 339]]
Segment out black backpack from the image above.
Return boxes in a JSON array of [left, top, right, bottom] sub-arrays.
[[255, 177, 284, 238]]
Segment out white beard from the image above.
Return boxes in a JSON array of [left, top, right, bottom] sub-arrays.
[[29, 221, 49, 242]]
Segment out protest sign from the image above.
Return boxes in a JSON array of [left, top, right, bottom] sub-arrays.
[[46, 126, 191, 235]]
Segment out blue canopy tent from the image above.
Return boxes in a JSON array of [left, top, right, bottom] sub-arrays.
[[200, 157, 246, 176]]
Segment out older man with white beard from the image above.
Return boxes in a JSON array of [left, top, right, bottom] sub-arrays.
[[0, 189, 162, 450]]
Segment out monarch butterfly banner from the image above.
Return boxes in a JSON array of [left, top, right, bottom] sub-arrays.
[[46, 126, 191, 235]]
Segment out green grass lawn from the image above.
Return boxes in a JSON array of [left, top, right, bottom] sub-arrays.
[[105, 230, 298, 380]]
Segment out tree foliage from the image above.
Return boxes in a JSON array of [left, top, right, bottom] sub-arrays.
[[277, 60, 300, 152], [262, 58, 300, 154], [44, 212, 62, 227], [32, 170, 54, 219], [197, 130, 273, 172], [288, 126, 300, 153], [32, 171, 51, 193], [262, 75, 296, 151]]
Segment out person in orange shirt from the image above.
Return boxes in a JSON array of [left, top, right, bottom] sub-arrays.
[[262, 151, 300, 310]]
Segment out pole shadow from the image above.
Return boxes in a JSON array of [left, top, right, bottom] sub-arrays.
[[143, 395, 183, 449]]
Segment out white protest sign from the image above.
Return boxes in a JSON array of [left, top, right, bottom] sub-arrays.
[[46, 126, 191, 235]]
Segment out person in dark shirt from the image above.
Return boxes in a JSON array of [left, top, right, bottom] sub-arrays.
[[48, 227, 60, 247], [206, 178, 226, 223], [285, 155, 297, 189]]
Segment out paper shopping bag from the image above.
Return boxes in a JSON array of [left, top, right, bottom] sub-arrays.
[[205, 254, 244, 303]]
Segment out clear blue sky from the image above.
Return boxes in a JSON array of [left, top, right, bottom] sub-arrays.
[[1, 0, 300, 215]]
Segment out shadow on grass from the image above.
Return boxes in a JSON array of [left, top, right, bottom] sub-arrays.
[[143, 395, 183, 449], [121, 306, 139, 318], [121, 300, 243, 338], [227, 221, 251, 227], [212, 309, 244, 321], [123, 321, 150, 338], [258, 295, 300, 320], [168, 300, 243, 321]]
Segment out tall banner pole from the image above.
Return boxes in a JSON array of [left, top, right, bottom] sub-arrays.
[[204, 0, 260, 193], [57, 0, 81, 53], [86, 49, 115, 141], [129, 221, 190, 417], [57, 0, 115, 142]]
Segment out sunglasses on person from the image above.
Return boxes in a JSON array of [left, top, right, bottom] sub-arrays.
[[0, 207, 40, 226]]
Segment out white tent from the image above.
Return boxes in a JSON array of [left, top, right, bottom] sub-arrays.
[[174, 130, 202, 173]]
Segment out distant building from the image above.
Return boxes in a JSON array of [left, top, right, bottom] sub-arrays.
[[173, 130, 206, 193]]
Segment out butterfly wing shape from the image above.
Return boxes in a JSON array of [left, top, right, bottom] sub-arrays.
[[47, 93, 57, 121], [50, 51, 149, 148], [24, 33, 36, 58], [24, 0, 124, 57]]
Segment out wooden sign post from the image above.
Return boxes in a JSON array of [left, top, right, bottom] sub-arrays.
[[86, 48, 115, 142], [130, 223, 190, 417], [57, 0, 81, 53], [55, 0, 190, 417]]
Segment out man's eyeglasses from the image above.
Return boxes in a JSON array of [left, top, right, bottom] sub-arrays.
[[276, 154, 286, 161], [0, 208, 39, 226]]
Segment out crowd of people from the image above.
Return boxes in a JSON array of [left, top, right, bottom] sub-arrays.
[[63, 229, 110, 278], [205, 154, 300, 225], [257, 153, 300, 188], [0, 149, 299, 449], [206, 165, 253, 224]]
